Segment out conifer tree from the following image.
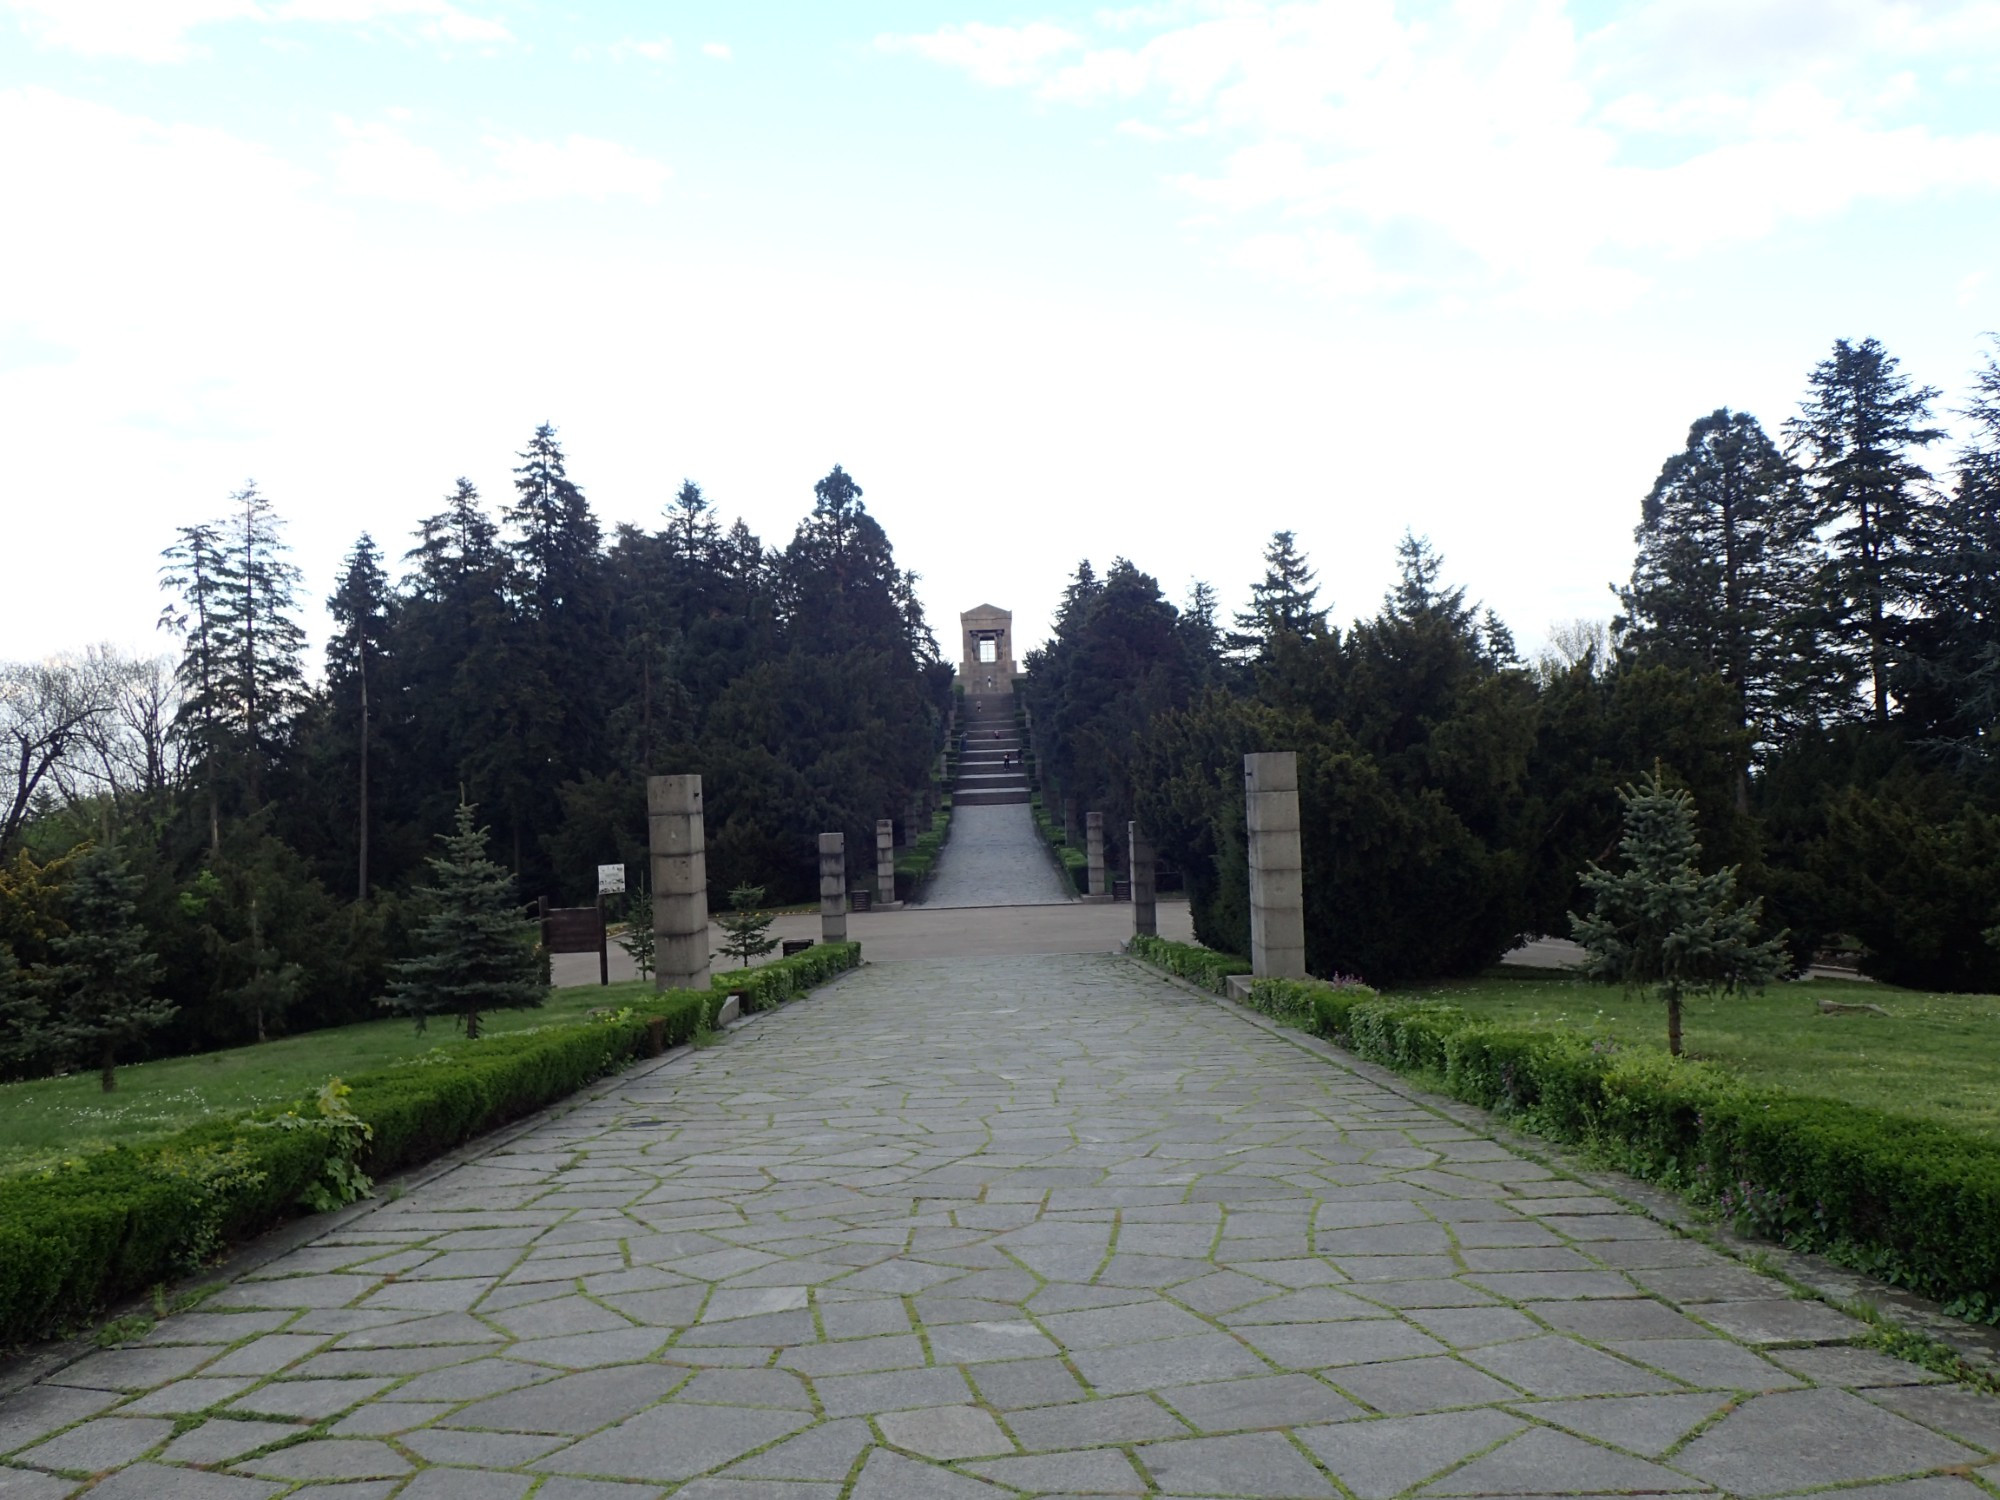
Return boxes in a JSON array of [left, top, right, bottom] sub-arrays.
[[0, 941, 46, 1068], [1902, 342, 2000, 754], [714, 883, 779, 968], [38, 844, 171, 1090], [614, 885, 655, 981], [327, 534, 391, 900], [1570, 769, 1787, 1057], [386, 804, 543, 1038], [1785, 339, 1946, 723], [1618, 409, 1834, 783], [1230, 531, 1324, 659], [159, 520, 230, 853]]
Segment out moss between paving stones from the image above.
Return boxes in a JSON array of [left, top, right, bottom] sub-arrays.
[[1276, 977, 2000, 1326], [0, 940, 862, 1349]]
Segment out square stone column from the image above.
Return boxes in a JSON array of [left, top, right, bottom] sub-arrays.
[[819, 832, 847, 944], [648, 775, 710, 992], [1086, 811, 1106, 897], [876, 819, 896, 905], [1128, 821, 1157, 938], [1244, 751, 1307, 979]]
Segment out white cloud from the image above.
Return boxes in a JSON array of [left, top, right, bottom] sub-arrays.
[[333, 118, 670, 208], [702, 41, 731, 60], [3, 0, 262, 62], [875, 20, 1082, 87], [1, 0, 510, 59], [605, 36, 673, 63], [883, 0, 2000, 311]]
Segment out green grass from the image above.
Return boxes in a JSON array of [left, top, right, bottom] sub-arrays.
[[0, 981, 660, 1173], [1411, 968, 2000, 1142]]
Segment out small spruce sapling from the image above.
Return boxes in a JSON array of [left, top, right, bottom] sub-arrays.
[[38, 844, 173, 1091], [615, 886, 655, 981], [1570, 767, 1788, 1057], [386, 803, 544, 1039], [714, 883, 779, 968]]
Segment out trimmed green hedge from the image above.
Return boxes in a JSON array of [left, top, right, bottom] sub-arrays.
[[0, 1012, 652, 1348], [0, 943, 864, 1347], [1301, 984, 2000, 1323], [1130, 934, 1251, 995], [895, 809, 952, 902], [1029, 795, 1086, 896], [707, 941, 862, 1013]]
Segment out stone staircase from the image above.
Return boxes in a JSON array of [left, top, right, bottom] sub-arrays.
[[954, 693, 1030, 806]]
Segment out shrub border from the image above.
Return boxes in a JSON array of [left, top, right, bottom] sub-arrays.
[[1124, 944, 2000, 1373], [0, 941, 863, 1355]]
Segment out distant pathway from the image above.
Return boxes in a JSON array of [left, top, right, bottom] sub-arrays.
[[919, 802, 1072, 908], [4, 952, 1992, 1499]]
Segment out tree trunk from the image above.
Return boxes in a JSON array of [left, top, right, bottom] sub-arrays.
[[357, 645, 370, 902], [1666, 990, 1683, 1059], [465, 1007, 482, 1041], [100, 1040, 116, 1093], [250, 893, 267, 1043]]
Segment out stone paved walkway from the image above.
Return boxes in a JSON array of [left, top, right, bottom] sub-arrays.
[[7, 953, 1999, 1498], [919, 805, 1072, 908]]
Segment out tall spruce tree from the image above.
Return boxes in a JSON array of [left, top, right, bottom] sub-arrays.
[[159, 520, 230, 853], [1570, 769, 1787, 1058], [1230, 530, 1324, 659], [1902, 343, 2000, 754], [1618, 409, 1833, 783], [217, 482, 306, 813], [1785, 339, 1946, 723], [37, 844, 171, 1090], [386, 803, 543, 1038], [327, 534, 391, 900]]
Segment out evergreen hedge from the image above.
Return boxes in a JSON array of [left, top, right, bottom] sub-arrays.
[[702, 940, 862, 1014], [1129, 935, 1251, 994], [1297, 983, 2000, 1323], [894, 811, 952, 902], [0, 942, 863, 1347], [1029, 795, 1087, 895]]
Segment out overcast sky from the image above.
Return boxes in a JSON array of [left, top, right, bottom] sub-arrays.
[[3, 0, 1997, 670]]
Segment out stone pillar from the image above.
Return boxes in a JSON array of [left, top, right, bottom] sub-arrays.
[[648, 775, 710, 992], [1086, 811, 1106, 898], [876, 819, 896, 905], [1244, 752, 1307, 979], [819, 833, 847, 944], [1129, 821, 1157, 938]]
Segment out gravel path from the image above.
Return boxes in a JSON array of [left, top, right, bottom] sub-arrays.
[[918, 802, 1072, 908], [6, 952, 1994, 1497]]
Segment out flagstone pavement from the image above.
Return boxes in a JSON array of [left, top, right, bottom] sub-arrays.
[[7, 952, 2000, 1498]]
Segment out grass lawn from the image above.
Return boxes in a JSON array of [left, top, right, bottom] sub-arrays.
[[1408, 968, 2000, 1143], [0, 980, 660, 1174]]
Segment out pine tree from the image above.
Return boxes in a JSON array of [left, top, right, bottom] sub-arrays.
[[1785, 339, 1946, 723], [1618, 409, 1836, 782], [0, 941, 46, 1068], [1230, 531, 1324, 659], [666, 479, 719, 563], [714, 883, 779, 968], [327, 534, 391, 900], [1902, 342, 2000, 755], [37, 845, 172, 1091], [159, 520, 230, 853], [1570, 768, 1787, 1057], [386, 804, 543, 1038], [614, 885, 655, 981]]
